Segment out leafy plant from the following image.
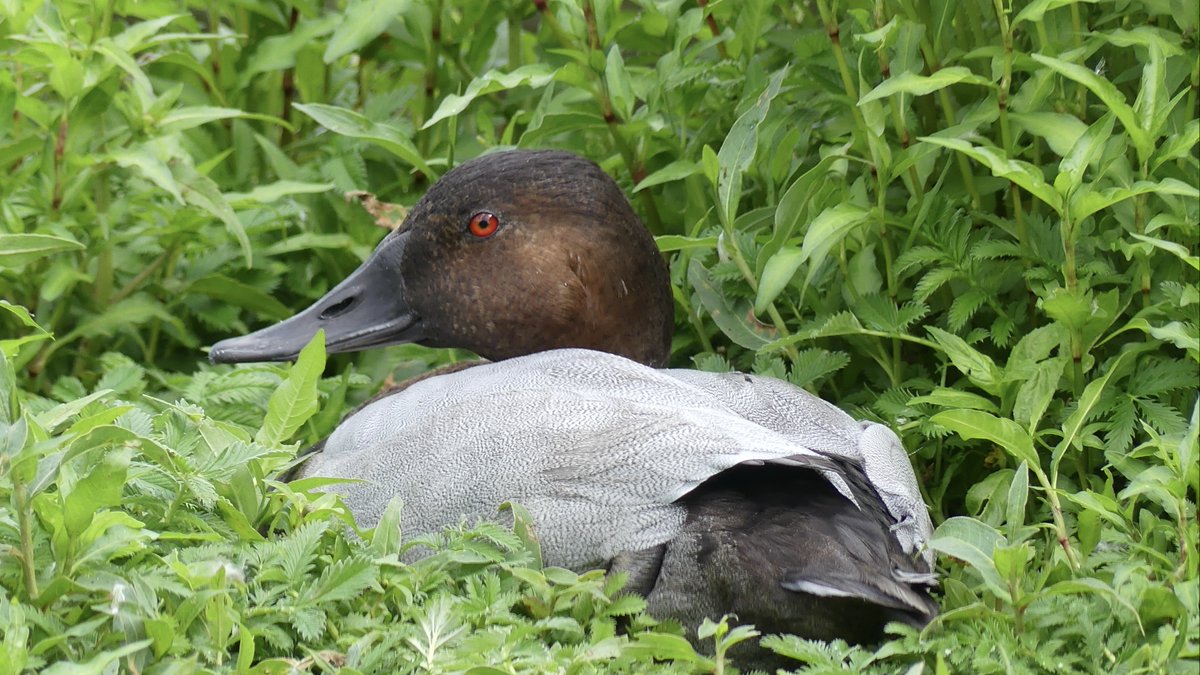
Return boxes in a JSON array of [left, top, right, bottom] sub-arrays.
[[1, 0, 1197, 672]]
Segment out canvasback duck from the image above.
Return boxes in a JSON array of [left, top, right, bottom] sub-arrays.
[[210, 150, 937, 644]]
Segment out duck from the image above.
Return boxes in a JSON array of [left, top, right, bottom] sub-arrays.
[[209, 149, 938, 646]]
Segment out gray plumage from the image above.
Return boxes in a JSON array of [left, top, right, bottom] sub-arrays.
[[298, 348, 937, 636]]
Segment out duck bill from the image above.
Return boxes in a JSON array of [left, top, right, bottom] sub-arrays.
[[209, 231, 422, 363]]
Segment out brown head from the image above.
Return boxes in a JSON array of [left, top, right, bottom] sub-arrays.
[[209, 150, 674, 367]]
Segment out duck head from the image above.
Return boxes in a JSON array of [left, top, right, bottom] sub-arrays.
[[209, 150, 674, 367]]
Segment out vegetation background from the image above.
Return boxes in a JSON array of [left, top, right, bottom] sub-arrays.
[[1, 0, 1197, 672]]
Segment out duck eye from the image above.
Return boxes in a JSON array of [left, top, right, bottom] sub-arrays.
[[467, 211, 500, 238]]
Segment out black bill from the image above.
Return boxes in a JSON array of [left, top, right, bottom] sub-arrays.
[[209, 230, 421, 363]]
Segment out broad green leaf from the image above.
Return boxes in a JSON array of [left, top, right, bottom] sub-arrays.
[[859, 67, 993, 104], [799, 203, 871, 297], [909, 388, 999, 413], [1013, 358, 1064, 431], [929, 517, 1009, 601], [1031, 53, 1152, 162], [423, 65, 557, 129], [369, 496, 405, 558], [1006, 462, 1030, 538], [157, 106, 286, 134], [633, 160, 699, 192], [1052, 350, 1133, 474], [1013, 0, 1100, 26], [295, 103, 434, 178], [1069, 178, 1199, 223], [755, 246, 804, 314], [688, 259, 774, 350], [225, 180, 335, 205], [761, 153, 841, 277], [716, 67, 788, 226], [109, 146, 184, 202], [930, 409, 1038, 466], [177, 167, 252, 266], [0, 234, 85, 268], [1010, 112, 1088, 157], [926, 326, 1003, 394], [0, 350, 18, 424], [256, 330, 326, 446], [654, 235, 717, 252], [324, 0, 411, 63], [499, 501, 543, 568], [919, 137, 1062, 212], [186, 275, 293, 320], [63, 447, 132, 540], [604, 46, 635, 120]]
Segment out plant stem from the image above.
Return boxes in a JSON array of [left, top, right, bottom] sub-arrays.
[[696, 0, 729, 59], [507, 10, 522, 68], [419, 0, 443, 155], [993, 0, 1027, 248], [14, 478, 39, 600]]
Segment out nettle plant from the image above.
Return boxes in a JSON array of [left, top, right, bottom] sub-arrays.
[[2, 0, 1198, 671]]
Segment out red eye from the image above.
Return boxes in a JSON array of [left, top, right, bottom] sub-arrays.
[[468, 211, 500, 238]]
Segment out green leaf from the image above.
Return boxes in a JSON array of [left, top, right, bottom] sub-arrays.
[[1055, 113, 1116, 195], [1052, 351, 1132, 474], [1013, 0, 1101, 26], [859, 67, 993, 104], [177, 167, 252, 266], [157, 106, 286, 134], [1070, 178, 1199, 223], [716, 67, 788, 226], [926, 326, 1003, 394], [604, 46, 635, 120], [919, 137, 1062, 212], [1006, 462, 1030, 538], [1013, 358, 1063, 431], [500, 500, 542, 568], [929, 517, 1009, 601], [931, 409, 1038, 466], [0, 234, 85, 268], [225, 180, 335, 205], [423, 65, 557, 129], [63, 447, 132, 540], [255, 331, 326, 446], [186, 275, 293, 321], [688, 259, 774, 350], [1010, 112, 1088, 157], [755, 246, 804, 314], [654, 235, 718, 252], [1031, 53, 1152, 163], [633, 160, 699, 192], [295, 103, 434, 178], [799, 202, 871, 297], [324, 0, 411, 63], [909, 388, 999, 413]]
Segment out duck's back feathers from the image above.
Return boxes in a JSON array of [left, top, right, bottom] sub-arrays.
[[300, 349, 935, 627]]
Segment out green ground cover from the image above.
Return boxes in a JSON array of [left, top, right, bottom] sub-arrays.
[[1, 0, 1197, 672]]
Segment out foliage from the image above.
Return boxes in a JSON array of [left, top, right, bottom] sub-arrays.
[[1, 0, 1197, 672]]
